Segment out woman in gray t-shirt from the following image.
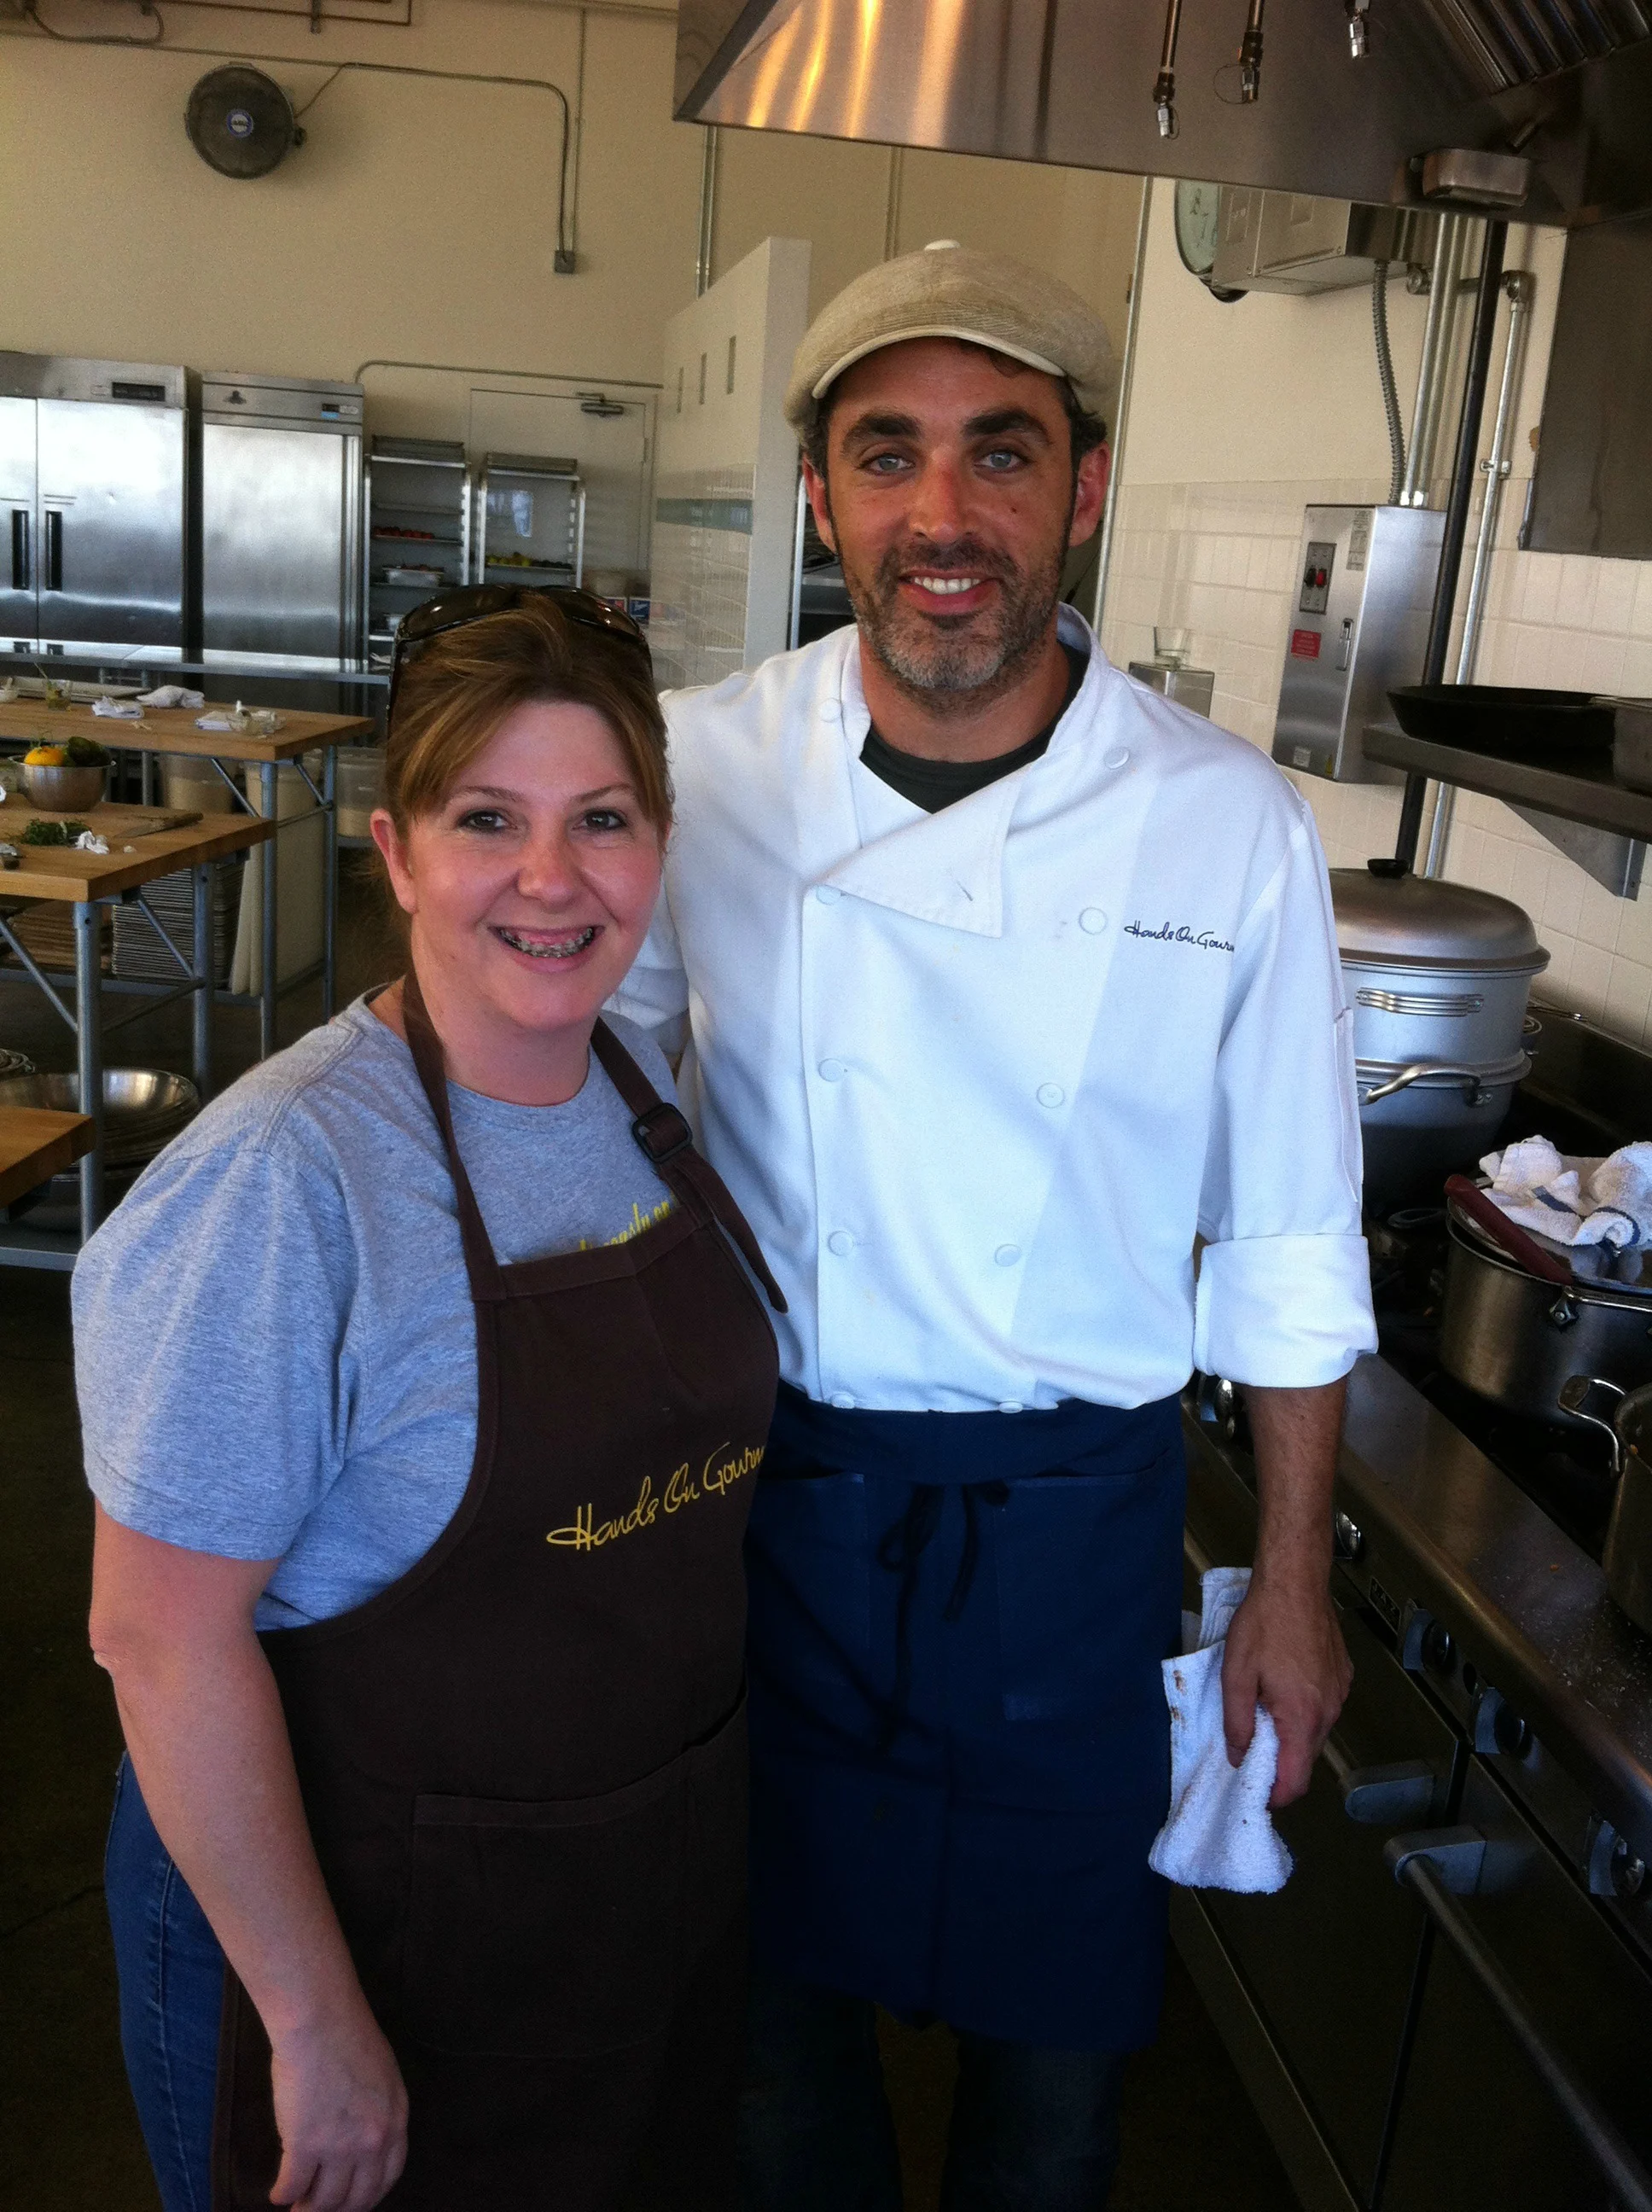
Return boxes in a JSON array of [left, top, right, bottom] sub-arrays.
[[78, 591, 781, 2212]]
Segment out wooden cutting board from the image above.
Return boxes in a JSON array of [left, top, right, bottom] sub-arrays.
[[0, 796, 202, 838]]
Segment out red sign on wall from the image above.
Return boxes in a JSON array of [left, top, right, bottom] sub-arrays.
[[1290, 629, 1322, 660]]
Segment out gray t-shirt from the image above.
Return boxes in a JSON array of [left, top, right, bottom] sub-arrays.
[[73, 998, 679, 1629]]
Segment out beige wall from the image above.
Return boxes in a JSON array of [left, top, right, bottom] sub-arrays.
[[0, 3, 1140, 447], [1104, 184, 1652, 1056]]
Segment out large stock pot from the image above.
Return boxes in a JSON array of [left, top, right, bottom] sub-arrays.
[[1329, 868, 1549, 1209]]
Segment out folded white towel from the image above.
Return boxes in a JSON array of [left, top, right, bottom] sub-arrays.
[[91, 697, 145, 719], [195, 708, 248, 733], [135, 684, 205, 709], [1481, 1136, 1652, 1253], [1148, 1566, 1293, 1895]]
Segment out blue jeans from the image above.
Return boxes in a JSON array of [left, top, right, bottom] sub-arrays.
[[739, 1971, 1126, 2212], [104, 1755, 226, 2212]]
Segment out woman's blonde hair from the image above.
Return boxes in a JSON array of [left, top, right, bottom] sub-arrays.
[[382, 596, 671, 833]]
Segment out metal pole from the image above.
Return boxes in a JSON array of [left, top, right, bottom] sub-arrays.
[[74, 899, 104, 1242], [1392, 220, 1507, 876], [1089, 176, 1154, 642], [322, 745, 338, 1022], [1402, 214, 1466, 507], [882, 145, 905, 260], [192, 861, 215, 1102], [1456, 270, 1532, 681], [259, 760, 279, 1059], [1425, 268, 1533, 880]]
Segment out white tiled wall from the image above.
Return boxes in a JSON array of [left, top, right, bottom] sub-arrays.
[[1100, 475, 1652, 1052]]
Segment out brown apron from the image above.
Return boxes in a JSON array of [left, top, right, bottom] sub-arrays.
[[213, 976, 783, 2211]]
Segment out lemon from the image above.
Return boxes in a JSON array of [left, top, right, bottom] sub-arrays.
[[24, 745, 67, 767]]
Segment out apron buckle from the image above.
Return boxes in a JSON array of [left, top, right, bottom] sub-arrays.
[[631, 1102, 694, 1165]]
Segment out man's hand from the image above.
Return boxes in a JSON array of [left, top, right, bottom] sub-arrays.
[[1221, 1377, 1352, 1808], [270, 2003, 409, 2212], [1220, 1572, 1352, 1807]]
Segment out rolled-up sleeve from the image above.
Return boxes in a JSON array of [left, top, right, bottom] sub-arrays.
[[1192, 800, 1376, 1388]]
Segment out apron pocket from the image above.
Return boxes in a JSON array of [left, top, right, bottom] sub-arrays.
[[404, 1760, 686, 2059], [992, 1447, 1184, 1743]]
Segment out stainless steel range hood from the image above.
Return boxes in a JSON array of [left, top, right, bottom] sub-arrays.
[[674, 0, 1652, 230]]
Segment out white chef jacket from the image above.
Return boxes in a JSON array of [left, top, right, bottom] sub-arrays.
[[614, 606, 1376, 1414]]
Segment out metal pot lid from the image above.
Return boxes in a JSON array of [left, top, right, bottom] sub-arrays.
[[1330, 869, 1550, 975]]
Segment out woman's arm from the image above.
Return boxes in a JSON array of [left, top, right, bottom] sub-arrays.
[[90, 1506, 407, 2212]]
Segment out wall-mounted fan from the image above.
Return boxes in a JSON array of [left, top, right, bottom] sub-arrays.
[[185, 67, 303, 180]]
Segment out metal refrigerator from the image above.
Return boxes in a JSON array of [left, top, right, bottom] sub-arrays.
[[197, 372, 364, 671], [0, 351, 190, 661]]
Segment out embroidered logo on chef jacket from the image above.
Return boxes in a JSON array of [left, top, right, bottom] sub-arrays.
[[545, 1441, 766, 1551], [1123, 919, 1236, 952]]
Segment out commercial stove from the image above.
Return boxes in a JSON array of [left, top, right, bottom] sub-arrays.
[[1178, 1006, 1652, 2212]]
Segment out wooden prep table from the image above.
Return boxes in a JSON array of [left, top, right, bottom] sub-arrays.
[[0, 794, 272, 1265], [0, 704, 375, 1057], [0, 1107, 93, 1211]]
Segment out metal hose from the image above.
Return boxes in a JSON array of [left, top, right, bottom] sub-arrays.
[[1372, 261, 1406, 507]]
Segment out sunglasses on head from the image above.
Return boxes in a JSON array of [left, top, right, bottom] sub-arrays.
[[387, 584, 650, 725]]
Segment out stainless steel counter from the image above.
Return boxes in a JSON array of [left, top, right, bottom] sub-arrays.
[[1336, 1352, 1652, 1867], [1180, 1352, 1652, 2212]]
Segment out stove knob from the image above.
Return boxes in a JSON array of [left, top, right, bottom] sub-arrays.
[[1333, 1511, 1364, 1562], [1613, 1840, 1647, 1901], [1422, 1617, 1455, 1674], [1492, 1701, 1533, 1760]]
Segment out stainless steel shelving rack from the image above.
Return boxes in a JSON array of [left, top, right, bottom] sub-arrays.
[[364, 437, 471, 672], [474, 452, 585, 591]]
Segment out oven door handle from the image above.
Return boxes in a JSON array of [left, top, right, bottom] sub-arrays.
[[1386, 1831, 1652, 2212]]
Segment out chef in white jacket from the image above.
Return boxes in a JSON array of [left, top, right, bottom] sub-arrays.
[[614, 242, 1377, 2211]]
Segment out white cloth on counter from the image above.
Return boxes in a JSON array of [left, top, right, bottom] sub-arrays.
[[196, 708, 247, 733], [1149, 1566, 1294, 1895], [1481, 1136, 1652, 1253], [92, 697, 145, 719], [135, 684, 205, 710]]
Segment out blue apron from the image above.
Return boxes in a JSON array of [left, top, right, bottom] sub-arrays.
[[746, 1383, 1187, 2053]]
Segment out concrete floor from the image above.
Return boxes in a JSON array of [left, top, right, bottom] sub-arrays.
[[0, 859, 1297, 2209]]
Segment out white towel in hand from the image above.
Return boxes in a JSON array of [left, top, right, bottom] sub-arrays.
[[1148, 1566, 1293, 1895]]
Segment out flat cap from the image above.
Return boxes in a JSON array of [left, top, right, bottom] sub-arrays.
[[784, 240, 1117, 438]]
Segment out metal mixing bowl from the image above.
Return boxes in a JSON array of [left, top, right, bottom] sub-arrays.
[[0, 1068, 198, 1167], [21, 761, 108, 811]]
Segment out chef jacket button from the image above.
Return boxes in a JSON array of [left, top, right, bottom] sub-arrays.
[[829, 1390, 856, 1410], [994, 1243, 1022, 1266], [818, 1057, 848, 1081], [1036, 1083, 1065, 1108], [814, 884, 843, 905], [998, 1400, 1024, 1414], [1079, 907, 1108, 934], [1104, 746, 1130, 769], [820, 699, 842, 721], [827, 1230, 855, 1256]]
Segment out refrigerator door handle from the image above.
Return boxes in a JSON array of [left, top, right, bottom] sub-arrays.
[[10, 508, 28, 591], [44, 507, 62, 594]]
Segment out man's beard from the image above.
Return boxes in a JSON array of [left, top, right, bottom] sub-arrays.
[[835, 527, 1067, 716]]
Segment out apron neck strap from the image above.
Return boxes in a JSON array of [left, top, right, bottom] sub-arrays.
[[398, 969, 506, 1293], [591, 1022, 788, 1315]]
